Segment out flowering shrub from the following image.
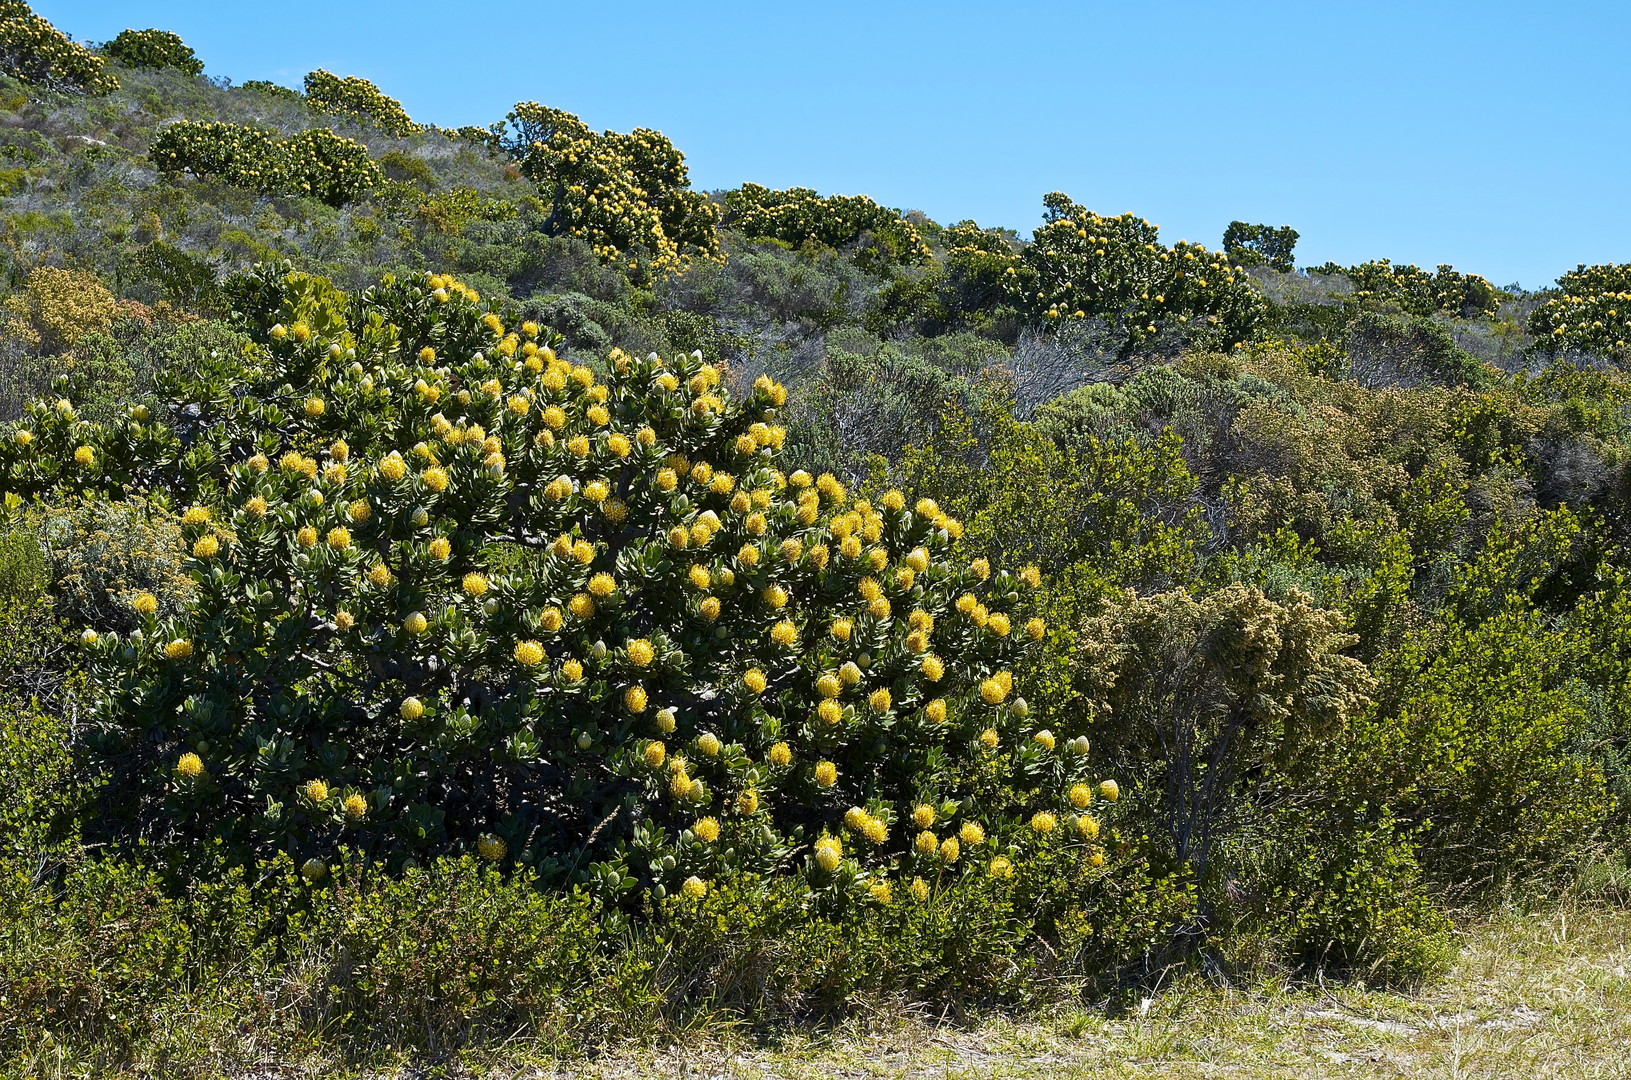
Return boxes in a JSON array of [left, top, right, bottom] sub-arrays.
[[0, 0, 118, 94], [102, 29, 203, 76], [150, 121, 382, 207], [1528, 263, 1631, 359], [1316, 258, 1499, 319], [303, 70, 420, 137], [1, 263, 1120, 904], [724, 183, 931, 269], [1, 265, 120, 354], [498, 102, 722, 280]]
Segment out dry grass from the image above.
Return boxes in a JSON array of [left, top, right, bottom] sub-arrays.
[[543, 905, 1631, 1080]]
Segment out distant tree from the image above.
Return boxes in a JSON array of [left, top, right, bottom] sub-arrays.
[[1222, 221, 1298, 273]]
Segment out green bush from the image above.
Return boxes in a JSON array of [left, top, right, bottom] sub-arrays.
[[150, 121, 382, 207], [1343, 310, 1488, 387], [102, 29, 203, 76], [1528, 263, 1631, 361], [303, 69, 419, 137], [1320, 258, 1499, 319], [1223, 221, 1298, 273], [501, 102, 722, 280], [2, 264, 1124, 913], [724, 183, 932, 270], [0, 0, 117, 94]]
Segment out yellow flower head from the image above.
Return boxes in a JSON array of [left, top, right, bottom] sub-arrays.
[[920, 654, 945, 681], [624, 684, 648, 713], [693, 816, 721, 843], [989, 855, 1014, 879], [814, 834, 843, 873], [743, 667, 767, 694], [74, 444, 95, 466], [561, 658, 584, 681], [818, 698, 843, 725], [1030, 811, 1057, 835], [700, 596, 722, 621], [1075, 814, 1101, 840], [697, 732, 721, 757], [830, 617, 853, 642], [176, 752, 204, 778], [979, 677, 1010, 705], [681, 875, 708, 900], [379, 453, 407, 481], [979, 728, 999, 750], [1100, 779, 1120, 802], [770, 619, 798, 646], [429, 536, 452, 560], [644, 740, 667, 768], [913, 804, 936, 829], [1021, 565, 1041, 588], [738, 542, 760, 567], [910, 876, 929, 902], [192, 534, 220, 559], [422, 467, 449, 492], [403, 611, 429, 635], [959, 821, 985, 846], [626, 638, 655, 667], [303, 778, 330, 804], [514, 639, 545, 666], [925, 698, 947, 724], [939, 837, 960, 863], [477, 833, 507, 862], [1032, 729, 1056, 751], [304, 396, 325, 418], [814, 760, 837, 788], [400, 696, 425, 721], [768, 741, 792, 767], [344, 793, 368, 821], [588, 572, 616, 598], [1026, 617, 1046, 641], [737, 788, 759, 814], [569, 593, 596, 620], [868, 687, 892, 713], [296, 526, 318, 548]]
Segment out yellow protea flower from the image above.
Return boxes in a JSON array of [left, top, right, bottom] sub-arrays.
[[344, 793, 368, 821], [514, 640, 545, 666], [939, 837, 960, 863], [573, 540, 595, 565], [588, 572, 616, 598], [768, 741, 792, 767], [569, 593, 596, 620], [693, 816, 721, 843], [134, 591, 158, 616], [1032, 730, 1056, 751], [988, 612, 1012, 637], [303, 779, 330, 804], [561, 658, 584, 681], [12, 429, 32, 447], [770, 619, 798, 646], [743, 667, 768, 694], [840, 535, 862, 559], [1069, 783, 1093, 810], [624, 685, 648, 713], [779, 538, 803, 564], [1026, 617, 1046, 641], [429, 537, 452, 560], [304, 396, 325, 418], [182, 505, 211, 527], [681, 875, 708, 900], [915, 829, 939, 856], [738, 542, 760, 567], [989, 856, 1014, 880], [910, 876, 929, 902], [1100, 779, 1120, 802], [422, 467, 449, 492], [814, 835, 843, 873], [980, 677, 1010, 705], [970, 557, 991, 581], [881, 489, 905, 512], [477, 833, 507, 862], [656, 467, 679, 491], [74, 445, 95, 466], [760, 582, 787, 607], [868, 687, 892, 713], [192, 534, 220, 558], [700, 596, 722, 621], [176, 752, 204, 778], [403, 612, 429, 635], [1075, 814, 1101, 839], [869, 878, 893, 902], [1021, 565, 1041, 588], [960, 821, 986, 846], [644, 741, 666, 768], [321, 526, 349, 552], [830, 617, 853, 642], [905, 547, 930, 573], [979, 728, 999, 749], [862, 816, 888, 843], [246, 496, 268, 517], [669, 770, 694, 798], [1030, 811, 1057, 835], [925, 698, 947, 724], [347, 498, 371, 523], [380, 453, 407, 481], [419, 345, 437, 363], [400, 696, 425, 721], [736, 788, 759, 814], [462, 572, 489, 597], [164, 638, 194, 660], [814, 760, 837, 788], [920, 655, 945, 681], [627, 638, 655, 667]]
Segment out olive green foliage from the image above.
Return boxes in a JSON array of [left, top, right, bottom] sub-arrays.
[[1223, 221, 1298, 273], [501, 102, 722, 280], [150, 120, 382, 207], [1074, 585, 1373, 879], [102, 29, 203, 76], [1344, 310, 1488, 387], [239, 78, 298, 101], [303, 69, 420, 137], [725, 183, 932, 270], [1528, 262, 1631, 361], [0, 0, 117, 94]]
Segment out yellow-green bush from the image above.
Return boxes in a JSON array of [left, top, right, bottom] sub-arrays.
[[1529, 263, 1631, 360], [725, 183, 932, 269], [303, 69, 419, 137], [1, 263, 1121, 909], [150, 121, 382, 207], [1, 265, 119, 354], [501, 102, 722, 279], [102, 28, 202, 76], [0, 0, 117, 94]]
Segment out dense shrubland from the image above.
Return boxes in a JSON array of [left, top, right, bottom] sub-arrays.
[[3, 1, 1631, 1070]]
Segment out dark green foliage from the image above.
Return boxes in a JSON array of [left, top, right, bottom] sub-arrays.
[[1223, 221, 1298, 272], [303, 69, 419, 136], [724, 183, 932, 270], [0, 1, 117, 93], [1343, 310, 1488, 387], [103, 29, 203, 76], [150, 120, 382, 207]]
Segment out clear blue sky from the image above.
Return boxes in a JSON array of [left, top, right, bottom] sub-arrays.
[[40, 0, 1631, 290]]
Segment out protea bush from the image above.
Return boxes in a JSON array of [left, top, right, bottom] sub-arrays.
[[1, 263, 1119, 906]]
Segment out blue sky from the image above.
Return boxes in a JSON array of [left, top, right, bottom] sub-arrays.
[[41, 0, 1631, 289]]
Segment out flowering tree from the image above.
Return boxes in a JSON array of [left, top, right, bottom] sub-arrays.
[[1, 263, 1119, 903]]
